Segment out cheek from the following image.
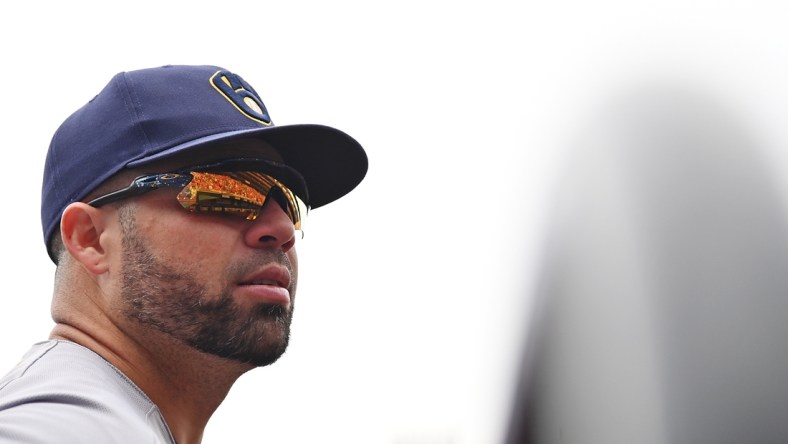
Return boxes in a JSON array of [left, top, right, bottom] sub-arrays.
[[134, 210, 241, 263], [288, 249, 298, 268], [288, 250, 299, 288]]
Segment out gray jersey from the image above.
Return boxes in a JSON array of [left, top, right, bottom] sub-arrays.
[[0, 340, 175, 443]]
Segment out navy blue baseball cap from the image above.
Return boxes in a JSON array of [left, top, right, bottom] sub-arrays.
[[42, 64, 367, 260]]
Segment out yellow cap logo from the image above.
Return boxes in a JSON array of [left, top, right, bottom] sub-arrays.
[[210, 70, 272, 126]]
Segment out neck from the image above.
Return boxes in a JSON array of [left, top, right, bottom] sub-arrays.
[[50, 321, 253, 444]]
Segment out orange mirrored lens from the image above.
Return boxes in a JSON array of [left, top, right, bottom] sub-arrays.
[[175, 172, 305, 229]]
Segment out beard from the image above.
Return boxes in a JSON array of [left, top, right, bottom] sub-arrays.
[[118, 209, 295, 367]]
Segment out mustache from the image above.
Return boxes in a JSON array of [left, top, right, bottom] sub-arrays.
[[224, 250, 294, 286]]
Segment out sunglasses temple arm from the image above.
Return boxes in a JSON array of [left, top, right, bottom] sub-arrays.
[[87, 182, 157, 207]]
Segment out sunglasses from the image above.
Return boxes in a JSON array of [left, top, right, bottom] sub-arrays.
[[87, 161, 309, 230]]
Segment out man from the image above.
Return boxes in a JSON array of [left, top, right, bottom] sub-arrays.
[[0, 65, 367, 443]]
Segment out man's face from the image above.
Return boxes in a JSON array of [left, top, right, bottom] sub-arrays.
[[114, 177, 299, 367]]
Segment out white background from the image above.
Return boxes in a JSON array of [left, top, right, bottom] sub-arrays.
[[2, 1, 788, 443]]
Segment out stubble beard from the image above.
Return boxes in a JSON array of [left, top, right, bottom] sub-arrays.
[[118, 208, 295, 367]]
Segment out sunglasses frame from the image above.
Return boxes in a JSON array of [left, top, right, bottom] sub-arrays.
[[86, 158, 309, 228]]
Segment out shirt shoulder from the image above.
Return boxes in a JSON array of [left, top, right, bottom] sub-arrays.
[[0, 340, 175, 444]]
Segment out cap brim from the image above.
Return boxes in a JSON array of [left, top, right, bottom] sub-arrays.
[[127, 124, 368, 209]]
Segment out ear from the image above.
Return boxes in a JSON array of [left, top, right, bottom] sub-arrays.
[[60, 202, 113, 274]]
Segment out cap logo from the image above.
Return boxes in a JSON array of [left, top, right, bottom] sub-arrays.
[[210, 70, 272, 126]]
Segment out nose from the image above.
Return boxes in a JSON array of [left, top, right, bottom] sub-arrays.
[[243, 198, 297, 252]]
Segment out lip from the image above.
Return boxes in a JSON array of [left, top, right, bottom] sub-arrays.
[[236, 265, 292, 307]]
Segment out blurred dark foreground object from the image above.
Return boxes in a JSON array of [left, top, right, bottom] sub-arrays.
[[506, 87, 788, 444]]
